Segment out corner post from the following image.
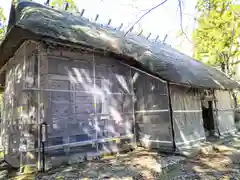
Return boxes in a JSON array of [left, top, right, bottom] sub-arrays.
[[167, 82, 176, 151], [37, 44, 41, 171]]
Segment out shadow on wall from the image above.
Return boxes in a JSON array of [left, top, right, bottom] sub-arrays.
[[44, 57, 134, 155], [1, 55, 135, 165]]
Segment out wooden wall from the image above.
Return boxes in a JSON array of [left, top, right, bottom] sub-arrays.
[[214, 90, 236, 135], [42, 48, 134, 156], [2, 40, 39, 165], [133, 70, 173, 150], [170, 85, 206, 148], [1, 40, 238, 169]]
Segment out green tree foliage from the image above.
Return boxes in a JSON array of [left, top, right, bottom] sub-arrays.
[[50, 0, 78, 13], [193, 0, 240, 77], [0, 7, 6, 42]]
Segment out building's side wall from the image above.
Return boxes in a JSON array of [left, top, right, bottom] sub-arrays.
[[214, 90, 236, 135], [0, 90, 3, 154], [170, 85, 205, 148], [2, 41, 39, 166], [133, 70, 173, 150], [41, 47, 134, 165]]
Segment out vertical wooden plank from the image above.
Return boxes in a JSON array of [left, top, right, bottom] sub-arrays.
[[167, 82, 176, 151], [93, 54, 98, 152], [11, 65, 15, 154], [130, 67, 136, 146], [37, 44, 42, 171]]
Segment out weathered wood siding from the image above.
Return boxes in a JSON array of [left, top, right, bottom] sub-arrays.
[[170, 85, 205, 148], [2, 41, 39, 164], [214, 90, 236, 135], [133, 70, 173, 150], [43, 48, 134, 156]]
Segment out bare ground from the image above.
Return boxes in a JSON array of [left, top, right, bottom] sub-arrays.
[[2, 136, 240, 179]]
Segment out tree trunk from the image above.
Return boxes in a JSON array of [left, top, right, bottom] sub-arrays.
[[221, 62, 226, 72], [233, 92, 238, 108]]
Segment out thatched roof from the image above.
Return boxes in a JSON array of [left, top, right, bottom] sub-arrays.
[[0, 1, 239, 89]]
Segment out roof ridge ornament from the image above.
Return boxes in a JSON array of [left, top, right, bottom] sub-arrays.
[[118, 23, 123, 30], [80, 9, 85, 17], [64, 2, 69, 10], [43, 1, 161, 42], [44, 0, 50, 6], [146, 33, 151, 40], [137, 30, 143, 36], [94, 14, 99, 21]]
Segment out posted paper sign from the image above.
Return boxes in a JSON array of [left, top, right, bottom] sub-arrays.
[[19, 144, 27, 152]]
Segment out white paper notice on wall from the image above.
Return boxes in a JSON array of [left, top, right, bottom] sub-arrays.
[[41, 125, 47, 142], [19, 144, 27, 152], [25, 76, 34, 87]]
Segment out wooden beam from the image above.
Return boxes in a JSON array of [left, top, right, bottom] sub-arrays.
[[80, 9, 85, 17], [137, 30, 143, 36], [147, 33, 151, 39], [44, 0, 50, 5], [163, 34, 168, 42], [64, 2, 69, 10], [107, 19, 112, 26], [94, 14, 99, 21], [129, 26, 134, 32], [167, 82, 176, 151], [118, 23, 123, 30]]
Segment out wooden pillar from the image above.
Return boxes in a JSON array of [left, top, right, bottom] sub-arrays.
[[167, 82, 176, 151]]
